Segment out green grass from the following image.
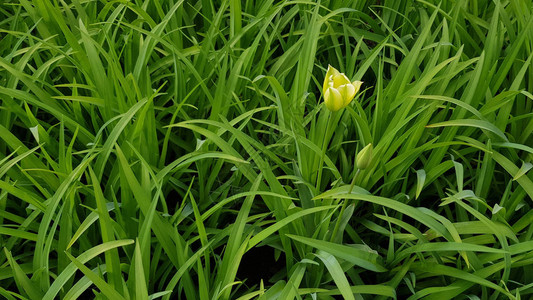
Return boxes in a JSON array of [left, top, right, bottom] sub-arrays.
[[1, 0, 533, 299]]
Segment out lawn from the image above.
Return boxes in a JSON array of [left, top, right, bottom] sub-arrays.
[[1, 0, 533, 299]]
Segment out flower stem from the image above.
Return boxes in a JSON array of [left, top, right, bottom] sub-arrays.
[[348, 168, 361, 194], [315, 111, 334, 192], [330, 168, 360, 242]]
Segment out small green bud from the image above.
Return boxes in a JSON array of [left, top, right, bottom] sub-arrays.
[[356, 143, 373, 170]]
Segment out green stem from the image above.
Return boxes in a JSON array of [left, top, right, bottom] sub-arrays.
[[315, 112, 334, 192], [330, 168, 360, 242], [348, 168, 361, 194]]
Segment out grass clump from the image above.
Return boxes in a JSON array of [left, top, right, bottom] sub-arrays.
[[1, 0, 533, 299]]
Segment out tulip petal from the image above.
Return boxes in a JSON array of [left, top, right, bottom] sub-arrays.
[[323, 65, 340, 95], [333, 73, 351, 88], [352, 80, 363, 95], [337, 84, 356, 107], [328, 65, 340, 76], [324, 87, 344, 112]]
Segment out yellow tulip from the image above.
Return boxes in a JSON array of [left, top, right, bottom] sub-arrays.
[[322, 65, 363, 112]]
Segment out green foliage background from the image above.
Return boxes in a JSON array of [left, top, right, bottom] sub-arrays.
[[0, 0, 533, 299]]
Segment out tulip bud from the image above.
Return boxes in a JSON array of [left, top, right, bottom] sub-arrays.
[[356, 143, 373, 170], [322, 65, 363, 112]]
